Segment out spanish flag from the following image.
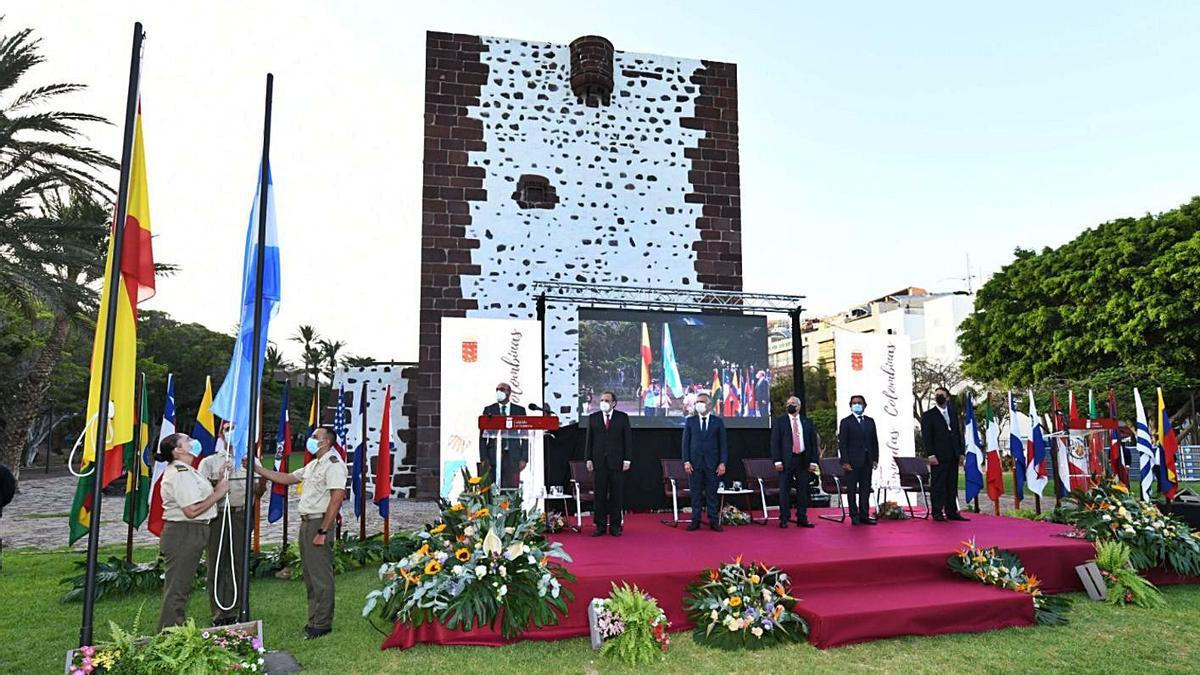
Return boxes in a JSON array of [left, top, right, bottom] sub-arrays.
[[640, 322, 651, 392], [71, 104, 155, 543]]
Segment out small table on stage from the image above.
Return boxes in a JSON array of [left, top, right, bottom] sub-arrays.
[[717, 487, 755, 525], [539, 490, 581, 532]]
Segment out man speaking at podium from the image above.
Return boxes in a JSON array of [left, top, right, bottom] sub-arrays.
[[480, 382, 528, 489], [583, 391, 633, 537]]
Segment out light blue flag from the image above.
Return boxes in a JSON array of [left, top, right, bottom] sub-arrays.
[[212, 164, 281, 465], [662, 323, 683, 398]]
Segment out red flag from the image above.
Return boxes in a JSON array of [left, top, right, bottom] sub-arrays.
[[1108, 388, 1127, 484], [101, 443, 125, 488], [984, 396, 1004, 501], [374, 385, 393, 517]]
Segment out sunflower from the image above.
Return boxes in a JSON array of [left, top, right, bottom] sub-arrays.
[[455, 548, 471, 562], [425, 560, 443, 575], [450, 503, 465, 512], [472, 507, 491, 519], [430, 523, 447, 535], [417, 544, 430, 557], [749, 574, 761, 584], [728, 596, 742, 607]]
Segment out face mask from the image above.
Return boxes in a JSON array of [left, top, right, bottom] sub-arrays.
[[935, 394, 947, 406], [696, 403, 708, 415], [599, 401, 612, 413], [188, 438, 203, 456], [786, 404, 798, 415], [851, 404, 865, 415], [496, 390, 507, 403], [306, 437, 321, 454]]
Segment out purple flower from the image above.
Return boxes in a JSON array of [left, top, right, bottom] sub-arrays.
[[81, 646, 95, 658], [762, 619, 774, 631], [252, 637, 263, 651]]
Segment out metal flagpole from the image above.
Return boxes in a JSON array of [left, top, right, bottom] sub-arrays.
[[359, 381, 368, 541], [238, 73, 273, 623], [80, 21, 145, 648]]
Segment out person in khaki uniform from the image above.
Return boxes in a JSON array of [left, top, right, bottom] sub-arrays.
[[156, 433, 229, 631], [199, 453, 266, 626], [254, 425, 347, 639]]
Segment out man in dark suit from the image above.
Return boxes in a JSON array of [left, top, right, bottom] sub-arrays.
[[754, 371, 771, 417], [682, 392, 727, 531], [479, 382, 528, 489], [921, 386, 970, 522], [583, 391, 633, 537], [771, 395, 818, 528], [837, 394, 879, 525]]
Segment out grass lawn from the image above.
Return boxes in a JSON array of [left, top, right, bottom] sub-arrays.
[[3, 545, 1200, 673]]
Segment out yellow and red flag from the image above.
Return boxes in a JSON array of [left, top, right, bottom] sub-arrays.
[[640, 322, 651, 392]]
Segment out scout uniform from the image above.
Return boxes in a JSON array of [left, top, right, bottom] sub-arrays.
[[158, 459, 216, 631], [292, 451, 348, 632], [199, 455, 252, 625]]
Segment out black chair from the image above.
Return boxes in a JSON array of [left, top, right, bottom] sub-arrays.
[[568, 460, 595, 524], [660, 459, 691, 527], [742, 458, 779, 524], [894, 456, 932, 519], [817, 457, 849, 523]]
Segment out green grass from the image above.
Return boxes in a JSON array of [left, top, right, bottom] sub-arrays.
[[3, 545, 1200, 673]]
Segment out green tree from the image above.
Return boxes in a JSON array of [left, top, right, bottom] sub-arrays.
[[318, 338, 345, 385], [291, 324, 322, 385]]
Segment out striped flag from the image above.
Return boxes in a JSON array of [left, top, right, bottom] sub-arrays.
[[1133, 388, 1156, 501], [193, 376, 217, 465], [640, 323, 652, 393], [122, 376, 152, 528], [662, 323, 683, 398], [334, 383, 348, 462], [374, 385, 394, 518], [984, 396, 1004, 501], [352, 380, 369, 519], [146, 374, 175, 536], [1108, 389, 1127, 485], [1009, 392, 1027, 498], [1156, 387, 1179, 500], [267, 383, 292, 523], [963, 393, 985, 502], [1025, 391, 1049, 495]]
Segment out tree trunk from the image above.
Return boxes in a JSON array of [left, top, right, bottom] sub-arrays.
[[0, 314, 72, 483]]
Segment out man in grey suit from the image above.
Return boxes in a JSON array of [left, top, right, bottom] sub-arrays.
[[682, 393, 727, 531]]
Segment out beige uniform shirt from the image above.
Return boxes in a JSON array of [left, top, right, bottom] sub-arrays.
[[161, 460, 216, 522], [198, 454, 252, 508], [291, 451, 348, 516]]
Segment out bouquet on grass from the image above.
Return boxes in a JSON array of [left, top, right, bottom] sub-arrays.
[[1068, 480, 1200, 576], [363, 468, 575, 639], [592, 583, 671, 665], [70, 610, 265, 674], [682, 555, 807, 650], [949, 538, 1070, 625], [1093, 540, 1165, 608], [720, 504, 751, 526]]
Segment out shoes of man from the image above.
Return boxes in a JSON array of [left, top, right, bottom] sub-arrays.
[[861, 518, 878, 525], [609, 526, 623, 537], [796, 520, 815, 528], [591, 527, 606, 537], [778, 520, 789, 529], [947, 514, 971, 522], [849, 519, 860, 526], [932, 514, 947, 522], [686, 522, 701, 531], [710, 522, 724, 532], [304, 626, 332, 640]]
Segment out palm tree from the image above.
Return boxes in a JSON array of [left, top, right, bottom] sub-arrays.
[[344, 355, 377, 369], [291, 325, 321, 386], [318, 339, 346, 385], [264, 344, 291, 383]]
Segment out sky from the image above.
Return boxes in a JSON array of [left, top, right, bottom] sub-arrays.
[[10, 1, 1200, 362]]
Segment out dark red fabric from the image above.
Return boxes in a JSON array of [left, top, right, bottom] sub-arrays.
[[382, 510, 1101, 650]]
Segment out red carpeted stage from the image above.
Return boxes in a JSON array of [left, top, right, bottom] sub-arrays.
[[384, 510, 1098, 650]]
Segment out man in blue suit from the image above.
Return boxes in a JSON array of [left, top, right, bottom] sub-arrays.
[[682, 392, 727, 531], [837, 394, 879, 525]]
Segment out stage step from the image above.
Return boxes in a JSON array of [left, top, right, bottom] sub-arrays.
[[794, 579, 1034, 648]]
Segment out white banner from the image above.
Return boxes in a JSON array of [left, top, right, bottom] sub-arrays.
[[834, 330, 915, 503], [440, 317, 544, 508]]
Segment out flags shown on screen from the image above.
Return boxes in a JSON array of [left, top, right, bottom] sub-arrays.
[[146, 374, 175, 536], [374, 385, 394, 519], [1025, 391, 1049, 496], [123, 377, 152, 529], [267, 383, 292, 523], [1133, 388, 1156, 501], [352, 380, 369, 519], [984, 397, 1004, 501], [1156, 387, 1178, 500], [662, 324, 683, 398], [211, 162, 281, 466], [1009, 392, 1026, 498], [963, 394, 985, 503], [640, 322, 652, 393]]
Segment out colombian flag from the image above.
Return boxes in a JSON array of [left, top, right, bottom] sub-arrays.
[[1157, 388, 1179, 500], [192, 375, 217, 466], [72, 104, 155, 544]]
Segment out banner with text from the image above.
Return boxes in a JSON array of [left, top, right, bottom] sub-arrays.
[[834, 330, 915, 503], [440, 317, 544, 508]]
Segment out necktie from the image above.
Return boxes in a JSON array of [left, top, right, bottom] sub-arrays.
[[791, 416, 802, 455], [942, 408, 950, 429], [701, 417, 707, 433], [604, 413, 610, 430]]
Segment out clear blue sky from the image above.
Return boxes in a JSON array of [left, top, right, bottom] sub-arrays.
[[12, 1, 1200, 360]]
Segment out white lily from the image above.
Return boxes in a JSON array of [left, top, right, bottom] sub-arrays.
[[483, 528, 503, 556]]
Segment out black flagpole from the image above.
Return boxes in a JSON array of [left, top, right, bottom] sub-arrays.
[[239, 73, 274, 622], [80, 21, 145, 648]]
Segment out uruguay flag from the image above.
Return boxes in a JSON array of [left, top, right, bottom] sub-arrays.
[[1025, 391, 1049, 496], [662, 323, 683, 398], [147, 374, 175, 537], [267, 383, 291, 523], [1009, 392, 1027, 498], [212, 163, 281, 466], [1133, 388, 1156, 501], [963, 393, 985, 502]]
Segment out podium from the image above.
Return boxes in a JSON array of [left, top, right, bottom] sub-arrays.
[[477, 414, 559, 504]]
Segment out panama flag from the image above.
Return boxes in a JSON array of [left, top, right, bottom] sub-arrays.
[[1133, 388, 1156, 501], [352, 380, 369, 519], [640, 322, 652, 392], [1009, 392, 1027, 498], [146, 374, 176, 537], [1025, 391, 1049, 495], [963, 393, 985, 502], [984, 397, 1004, 501], [662, 323, 683, 397], [267, 383, 292, 523], [192, 375, 217, 467], [374, 385, 394, 519], [212, 163, 282, 466], [1156, 387, 1179, 500]]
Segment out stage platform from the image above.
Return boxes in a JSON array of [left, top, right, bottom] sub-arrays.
[[383, 510, 1100, 650]]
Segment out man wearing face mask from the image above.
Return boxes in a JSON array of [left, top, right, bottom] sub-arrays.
[[771, 395, 818, 528], [921, 386, 969, 522], [682, 392, 728, 531], [479, 382, 528, 488], [254, 426, 347, 639], [583, 391, 633, 536], [837, 395, 879, 525]]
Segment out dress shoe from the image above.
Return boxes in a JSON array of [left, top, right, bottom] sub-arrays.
[[796, 520, 815, 528], [861, 518, 877, 525], [609, 526, 623, 537], [304, 626, 332, 640], [778, 520, 789, 529], [947, 514, 971, 522], [849, 519, 860, 526], [591, 527, 607, 537], [686, 521, 701, 531], [710, 522, 724, 532], [932, 514, 947, 522]]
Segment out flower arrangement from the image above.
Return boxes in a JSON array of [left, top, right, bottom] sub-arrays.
[[949, 538, 1070, 625], [720, 504, 751, 526], [1067, 481, 1200, 575], [682, 556, 807, 650], [877, 501, 909, 520], [592, 583, 670, 664], [69, 607, 264, 674], [363, 468, 575, 639], [1092, 540, 1165, 609], [545, 511, 567, 534]]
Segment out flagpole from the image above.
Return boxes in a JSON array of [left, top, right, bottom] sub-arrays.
[[124, 372, 145, 563], [359, 383, 368, 541], [79, 21, 144, 649], [238, 72, 273, 623]]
